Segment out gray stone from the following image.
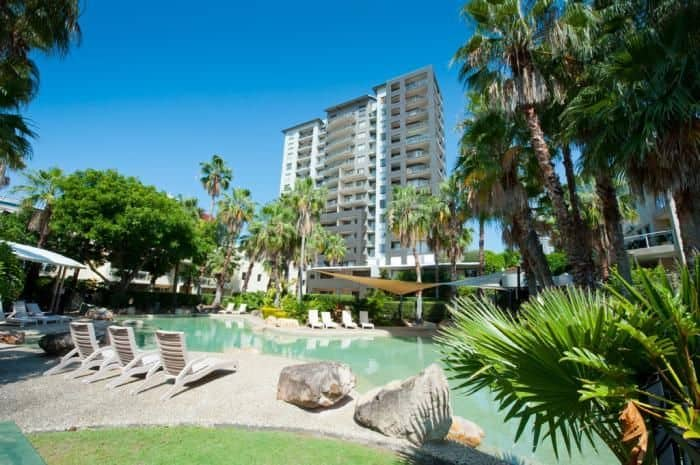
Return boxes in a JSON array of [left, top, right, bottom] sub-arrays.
[[277, 361, 356, 409], [354, 363, 452, 445], [38, 332, 73, 355]]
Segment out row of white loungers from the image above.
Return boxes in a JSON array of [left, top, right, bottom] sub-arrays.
[[307, 310, 374, 330], [217, 303, 247, 315], [0, 301, 71, 327], [43, 322, 238, 401]]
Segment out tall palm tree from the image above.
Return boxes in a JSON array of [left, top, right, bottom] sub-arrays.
[[0, 1, 81, 187], [388, 185, 431, 322], [239, 225, 264, 293], [287, 178, 326, 302], [454, 0, 595, 287], [12, 167, 63, 247], [199, 154, 232, 216], [255, 199, 297, 306], [213, 188, 254, 305]]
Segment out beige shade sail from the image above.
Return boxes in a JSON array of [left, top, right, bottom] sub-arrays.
[[319, 271, 441, 296]]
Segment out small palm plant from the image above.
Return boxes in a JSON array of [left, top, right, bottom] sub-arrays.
[[440, 261, 700, 464]]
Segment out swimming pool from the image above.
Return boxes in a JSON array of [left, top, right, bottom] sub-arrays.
[[125, 316, 614, 465]]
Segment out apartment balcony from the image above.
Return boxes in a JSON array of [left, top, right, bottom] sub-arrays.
[[340, 182, 367, 194], [406, 121, 428, 135], [407, 179, 430, 189], [405, 134, 431, 148], [321, 211, 339, 223], [405, 150, 429, 164], [405, 78, 428, 91], [624, 230, 678, 263], [326, 188, 338, 198], [405, 108, 428, 124], [342, 169, 368, 181], [325, 148, 354, 164], [327, 112, 354, 127]]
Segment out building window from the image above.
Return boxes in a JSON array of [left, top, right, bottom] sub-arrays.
[[241, 272, 247, 281], [256, 274, 262, 282]]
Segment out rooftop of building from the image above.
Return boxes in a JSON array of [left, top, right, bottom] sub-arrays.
[[324, 95, 376, 114], [372, 65, 435, 92], [281, 118, 325, 134]]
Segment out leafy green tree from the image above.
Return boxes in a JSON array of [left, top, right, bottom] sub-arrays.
[[322, 232, 346, 266], [0, 208, 36, 244], [51, 169, 198, 292], [11, 167, 63, 247], [0, 242, 24, 307], [199, 154, 232, 216], [0, 0, 81, 187]]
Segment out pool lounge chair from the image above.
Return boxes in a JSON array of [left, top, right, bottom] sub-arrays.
[[11, 301, 52, 325], [359, 311, 375, 329], [83, 325, 161, 388], [321, 311, 338, 329], [132, 330, 238, 401], [43, 322, 116, 377], [307, 309, 324, 329], [341, 310, 358, 329], [232, 303, 247, 314], [218, 303, 236, 314], [26, 302, 71, 324], [0, 301, 38, 328]]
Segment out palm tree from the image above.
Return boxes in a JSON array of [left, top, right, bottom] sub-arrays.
[[199, 154, 232, 216], [387, 185, 431, 322], [287, 178, 326, 302], [255, 200, 297, 306], [239, 225, 264, 293], [457, 103, 553, 288], [0, 1, 81, 187], [323, 233, 347, 266], [454, 0, 595, 286], [12, 167, 63, 247], [213, 188, 254, 305]]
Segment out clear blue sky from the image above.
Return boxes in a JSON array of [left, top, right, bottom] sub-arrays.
[[19, 0, 503, 251]]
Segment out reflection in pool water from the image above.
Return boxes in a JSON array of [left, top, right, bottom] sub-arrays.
[[125, 316, 613, 465]]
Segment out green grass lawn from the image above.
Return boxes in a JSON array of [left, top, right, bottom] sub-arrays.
[[29, 426, 406, 465]]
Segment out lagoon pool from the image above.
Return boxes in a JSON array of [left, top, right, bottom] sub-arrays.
[[125, 316, 613, 465]]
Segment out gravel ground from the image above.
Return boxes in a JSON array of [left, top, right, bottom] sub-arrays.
[[0, 343, 507, 465]]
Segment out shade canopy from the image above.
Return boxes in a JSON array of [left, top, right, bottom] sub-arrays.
[[2, 240, 86, 269], [319, 271, 441, 296]]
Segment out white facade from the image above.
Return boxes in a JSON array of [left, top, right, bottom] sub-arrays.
[[280, 66, 446, 277]]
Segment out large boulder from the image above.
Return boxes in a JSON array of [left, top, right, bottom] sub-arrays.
[[38, 332, 73, 355], [85, 307, 114, 321], [276, 318, 299, 329], [277, 361, 356, 409], [446, 416, 485, 448], [354, 363, 452, 445]]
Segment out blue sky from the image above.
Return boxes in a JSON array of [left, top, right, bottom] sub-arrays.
[[19, 0, 503, 251]]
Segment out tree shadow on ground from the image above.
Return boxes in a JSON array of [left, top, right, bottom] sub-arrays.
[[397, 441, 514, 465], [0, 347, 57, 385]]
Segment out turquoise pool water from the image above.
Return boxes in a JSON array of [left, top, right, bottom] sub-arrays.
[[126, 316, 614, 465]]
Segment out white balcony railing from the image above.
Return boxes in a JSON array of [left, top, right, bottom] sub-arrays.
[[624, 230, 674, 250]]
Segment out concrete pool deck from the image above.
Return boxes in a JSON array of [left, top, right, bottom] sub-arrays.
[[0, 343, 506, 465]]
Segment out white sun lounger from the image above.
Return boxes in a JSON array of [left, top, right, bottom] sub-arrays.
[[307, 309, 323, 329], [132, 330, 238, 401], [232, 303, 247, 314], [11, 301, 46, 325], [321, 311, 338, 329], [43, 322, 116, 377], [82, 325, 161, 388], [359, 311, 375, 329], [218, 303, 236, 314], [0, 301, 37, 327], [27, 302, 71, 324], [341, 310, 358, 329]]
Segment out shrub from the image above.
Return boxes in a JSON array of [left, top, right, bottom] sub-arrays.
[[0, 243, 24, 309], [260, 306, 288, 319]]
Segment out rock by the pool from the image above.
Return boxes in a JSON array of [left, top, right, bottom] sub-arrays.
[[85, 307, 114, 321], [38, 332, 74, 355], [276, 318, 299, 329], [265, 316, 277, 326], [447, 416, 485, 447], [354, 363, 452, 445], [0, 330, 25, 345], [277, 361, 356, 409]]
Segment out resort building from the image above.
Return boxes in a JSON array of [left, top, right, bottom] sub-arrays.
[[624, 192, 684, 266], [280, 66, 450, 291]]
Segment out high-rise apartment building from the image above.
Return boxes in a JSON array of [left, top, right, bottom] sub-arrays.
[[279, 66, 445, 276]]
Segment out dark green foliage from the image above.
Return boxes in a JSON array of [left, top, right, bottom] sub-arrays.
[[0, 209, 37, 244], [546, 252, 569, 275], [0, 242, 24, 308]]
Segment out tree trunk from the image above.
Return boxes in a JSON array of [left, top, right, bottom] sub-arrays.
[[210, 196, 216, 217], [413, 247, 423, 323], [242, 259, 255, 293], [512, 204, 553, 289], [673, 188, 700, 262], [37, 208, 51, 249], [213, 275, 224, 307], [523, 106, 595, 287], [171, 261, 180, 309], [562, 145, 582, 225], [595, 172, 632, 282], [298, 233, 306, 303], [434, 249, 440, 300], [0, 162, 8, 188], [478, 217, 485, 276], [450, 255, 458, 300]]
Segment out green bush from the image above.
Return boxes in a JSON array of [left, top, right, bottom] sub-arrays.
[[260, 306, 288, 319], [0, 242, 24, 310]]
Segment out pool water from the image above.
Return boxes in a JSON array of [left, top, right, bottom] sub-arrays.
[[126, 316, 614, 465]]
